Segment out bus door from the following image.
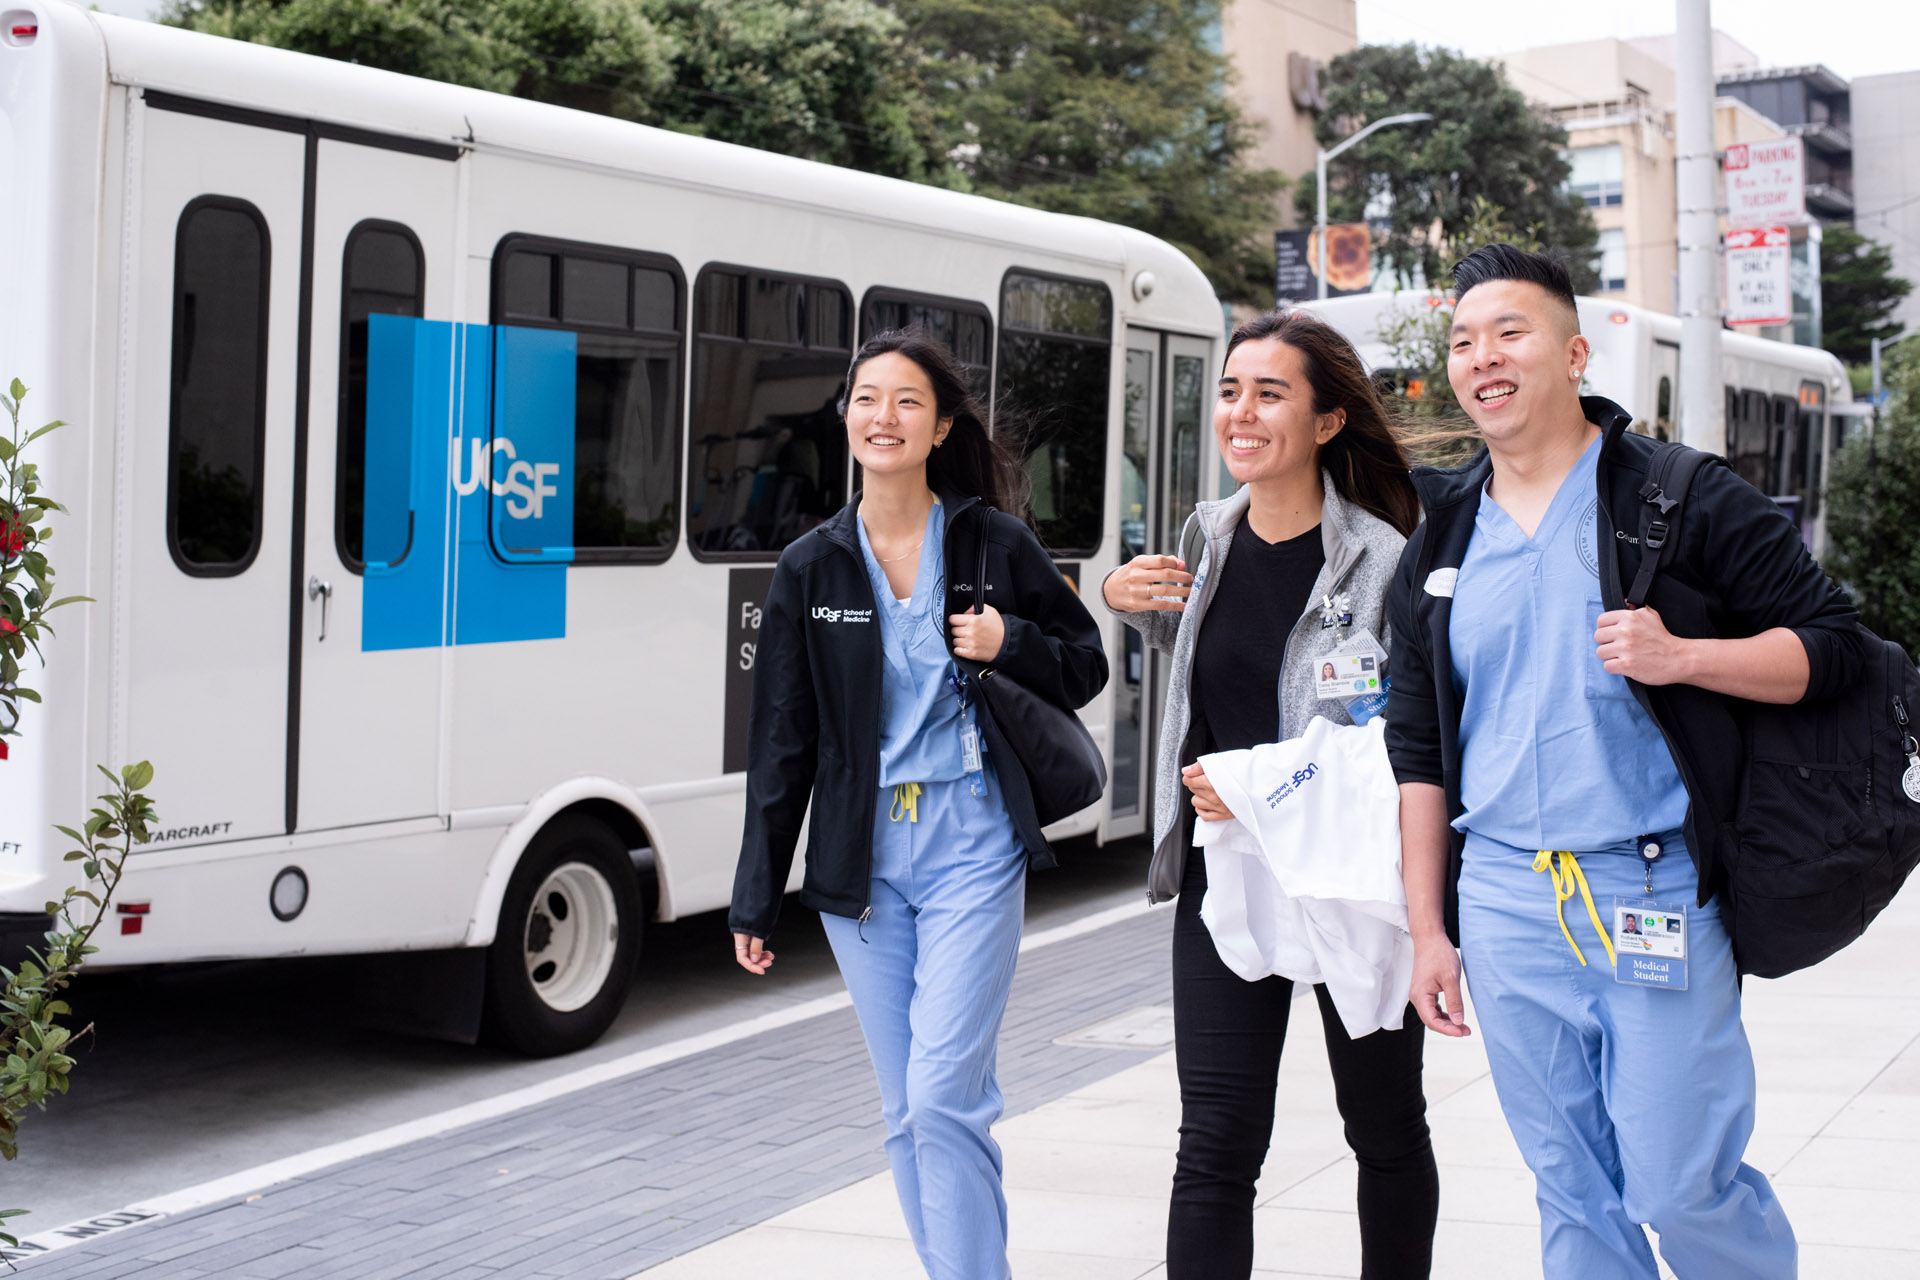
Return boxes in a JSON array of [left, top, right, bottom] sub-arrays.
[[1109, 329, 1209, 838], [124, 102, 308, 844], [294, 137, 463, 831], [1652, 340, 1679, 441]]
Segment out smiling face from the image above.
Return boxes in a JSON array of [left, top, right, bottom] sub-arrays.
[[1446, 279, 1590, 445], [1214, 338, 1344, 489], [844, 350, 952, 478]]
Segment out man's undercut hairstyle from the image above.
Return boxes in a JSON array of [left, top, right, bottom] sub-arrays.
[[1450, 243, 1581, 335]]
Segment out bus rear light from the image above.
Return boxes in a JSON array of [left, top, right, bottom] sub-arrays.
[[118, 902, 149, 935], [1610, 312, 1630, 325], [2, 12, 37, 45]]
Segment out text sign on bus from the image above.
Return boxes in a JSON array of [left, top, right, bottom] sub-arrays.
[[1725, 226, 1792, 327], [1724, 139, 1805, 228]]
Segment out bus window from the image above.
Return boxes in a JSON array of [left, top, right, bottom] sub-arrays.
[[997, 271, 1113, 556], [859, 289, 993, 405], [492, 236, 684, 562], [1726, 386, 1771, 496], [169, 197, 271, 575], [1655, 375, 1673, 442], [1771, 393, 1801, 499], [687, 265, 853, 558], [336, 221, 425, 571], [1799, 381, 1826, 519]]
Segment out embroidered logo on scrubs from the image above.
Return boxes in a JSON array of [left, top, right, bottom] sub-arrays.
[[812, 606, 874, 623], [1576, 497, 1600, 576]]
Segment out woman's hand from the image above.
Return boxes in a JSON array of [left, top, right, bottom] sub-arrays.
[[1408, 932, 1470, 1037], [949, 603, 1006, 662], [1181, 762, 1234, 822], [1103, 554, 1192, 613], [733, 932, 775, 976]]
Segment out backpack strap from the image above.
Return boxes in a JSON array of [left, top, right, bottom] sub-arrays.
[[1177, 510, 1204, 577], [1624, 442, 1713, 608], [974, 505, 996, 615]]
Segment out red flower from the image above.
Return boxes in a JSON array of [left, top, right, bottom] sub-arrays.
[[0, 507, 22, 557]]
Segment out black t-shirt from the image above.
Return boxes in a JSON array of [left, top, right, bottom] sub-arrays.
[[1190, 518, 1324, 755]]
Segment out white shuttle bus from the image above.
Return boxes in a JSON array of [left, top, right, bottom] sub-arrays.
[[1305, 291, 1859, 554], [0, 6, 1225, 1053]]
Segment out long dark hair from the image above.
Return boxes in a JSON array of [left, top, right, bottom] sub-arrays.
[[840, 329, 1029, 517], [1224, 310, 1421, 536]]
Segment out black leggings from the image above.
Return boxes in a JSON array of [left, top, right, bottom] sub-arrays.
[[1167, 847, 1439, 1279]]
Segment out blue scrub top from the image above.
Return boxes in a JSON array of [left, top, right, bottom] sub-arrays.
[[858, 500, 967, 787], [1449, 435, 1690, 851]]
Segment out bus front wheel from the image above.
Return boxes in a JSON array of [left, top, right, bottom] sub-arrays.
[[483, 814, 642, 1056]]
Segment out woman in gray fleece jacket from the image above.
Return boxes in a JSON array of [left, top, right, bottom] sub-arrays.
[[1101, 311, 1438, 1279]]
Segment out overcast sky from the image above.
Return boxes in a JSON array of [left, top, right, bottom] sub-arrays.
[[1357, 0, 1920, 81], [84, 0, 1920, 84]]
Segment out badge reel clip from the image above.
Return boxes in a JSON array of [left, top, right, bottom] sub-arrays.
[[1612, 835, 1689, 990]]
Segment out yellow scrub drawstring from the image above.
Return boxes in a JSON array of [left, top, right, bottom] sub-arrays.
[[1533, 850, 1617, 968], [891, 782, 922, 823]]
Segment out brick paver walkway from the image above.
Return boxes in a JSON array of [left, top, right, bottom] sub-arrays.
[[19, 906, 1175, 1279]]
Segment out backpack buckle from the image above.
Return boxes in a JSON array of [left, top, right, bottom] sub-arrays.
[[1644, 519, 1670, 550]]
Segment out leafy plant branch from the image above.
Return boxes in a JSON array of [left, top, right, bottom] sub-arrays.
[[1, 378, 89, 751]]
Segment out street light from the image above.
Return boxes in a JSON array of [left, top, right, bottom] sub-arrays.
[[1315, 112, 1433, 300]]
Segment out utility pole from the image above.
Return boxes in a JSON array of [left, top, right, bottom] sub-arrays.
[[1675, 0, 1724, 454], [1315, 112, 1432, 300]]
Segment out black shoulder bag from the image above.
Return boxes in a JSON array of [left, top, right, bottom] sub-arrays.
[[1603, 442, 1920, 978], [959, 507, 1107, 827]]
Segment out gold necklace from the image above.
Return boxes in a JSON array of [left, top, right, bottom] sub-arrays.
[[873, 538, 924, 565]]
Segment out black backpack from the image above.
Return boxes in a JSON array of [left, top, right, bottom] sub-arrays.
[[1604, 441, 1920, 979]]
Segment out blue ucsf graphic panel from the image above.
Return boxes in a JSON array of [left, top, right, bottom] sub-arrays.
[[361, 316, 575, 652]]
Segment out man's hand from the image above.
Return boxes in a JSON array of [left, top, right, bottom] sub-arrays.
[[1409, 933, 1471, 1037], [1103, 554, 1192, 613], [1595, 604, 1692, 686], [1181, 761, 1233, 822]]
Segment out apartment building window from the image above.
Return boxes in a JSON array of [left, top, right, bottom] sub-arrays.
[[1564, 144, 1623, 208], [1594, 228, 1628, 293]]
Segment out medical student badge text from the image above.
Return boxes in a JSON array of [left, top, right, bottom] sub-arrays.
[[1612, 898, 1688, 990]]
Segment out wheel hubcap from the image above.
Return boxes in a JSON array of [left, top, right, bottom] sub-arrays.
[[522, 861, 619, 1012]]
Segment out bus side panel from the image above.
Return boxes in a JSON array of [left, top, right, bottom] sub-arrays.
[[0, 8, 109, 918]]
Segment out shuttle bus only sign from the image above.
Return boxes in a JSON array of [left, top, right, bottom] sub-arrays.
[[1724, 139, 1805, 227], [1725, 226, 1792, 327]]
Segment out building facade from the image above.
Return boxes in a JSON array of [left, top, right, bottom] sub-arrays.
[[1850, 70, 1920, 338], [1218, 0, 1357, 234]]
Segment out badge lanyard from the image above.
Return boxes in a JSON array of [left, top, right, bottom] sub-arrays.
[[947, 671, 987, 798], [1613, 835, 1689, 990]]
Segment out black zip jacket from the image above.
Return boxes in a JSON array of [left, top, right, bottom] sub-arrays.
[[1384, 396, 1864, 942], [728, 491, 1108, 940]]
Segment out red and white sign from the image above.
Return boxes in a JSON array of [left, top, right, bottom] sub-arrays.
[[1724, 138, 1805, 227], [1725, 225, 1792, 326]]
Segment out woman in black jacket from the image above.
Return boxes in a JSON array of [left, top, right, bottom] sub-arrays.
[[728, 330, 1106, 1280]]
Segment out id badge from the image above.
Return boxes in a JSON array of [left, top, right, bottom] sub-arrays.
[[1612, 897, 1689, 990], [1313, 627, 1388, 702]]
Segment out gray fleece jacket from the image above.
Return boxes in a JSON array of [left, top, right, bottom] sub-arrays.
[[1101, 475, 1409, 903]]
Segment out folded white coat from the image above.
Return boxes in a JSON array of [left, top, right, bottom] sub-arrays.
[[1194, 715, 1415, 1038]]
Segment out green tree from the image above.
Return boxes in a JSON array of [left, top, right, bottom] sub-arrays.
[[889, 0, 1284, 303], [1827, 351, 1920, 654], [161, 0, 948, 181], [1299, 44, 1599, 293], [1821, 224, 1913, 366]]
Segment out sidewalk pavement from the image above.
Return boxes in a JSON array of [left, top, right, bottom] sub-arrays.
[[640, 885, 1920, 1279]]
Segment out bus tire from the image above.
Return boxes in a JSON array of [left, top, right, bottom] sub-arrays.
[[482, 814, 641, 1057]]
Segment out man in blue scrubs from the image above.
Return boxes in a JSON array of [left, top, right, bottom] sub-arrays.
[[1384, 245, 1858, 1278]]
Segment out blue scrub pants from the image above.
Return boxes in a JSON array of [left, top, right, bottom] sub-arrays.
[[1458, 831, 1796, 1279], [821, 774, 1026, 1280]]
